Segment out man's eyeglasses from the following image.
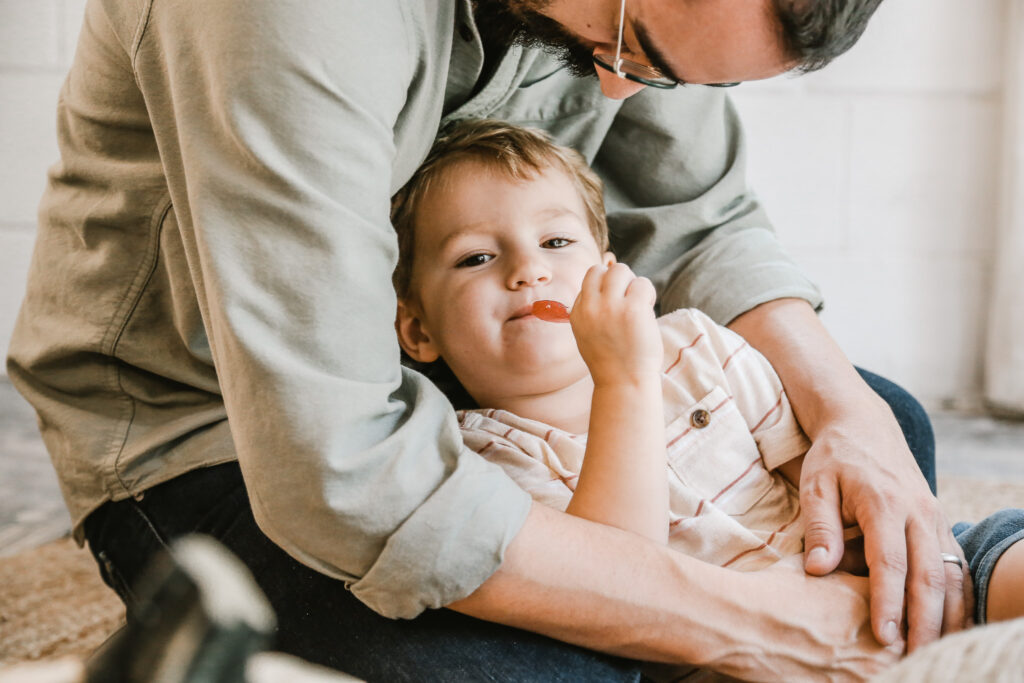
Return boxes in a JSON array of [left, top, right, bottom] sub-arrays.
[[591, 0, 740, 89]]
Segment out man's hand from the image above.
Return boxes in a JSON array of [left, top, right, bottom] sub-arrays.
[[727, 298, 972, 652], [798, 401, 974, 650]]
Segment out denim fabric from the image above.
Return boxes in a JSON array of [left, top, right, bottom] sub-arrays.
[[954, 509, 1024, 623], [83, 462, 643, 683], [856, 367, 936, 493]]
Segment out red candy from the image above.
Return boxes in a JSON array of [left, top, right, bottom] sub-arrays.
[[532, 300, 570, 323]]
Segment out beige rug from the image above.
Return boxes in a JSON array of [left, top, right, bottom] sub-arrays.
[[0, 474, 1021, 667], [0, 538, 123, 665]]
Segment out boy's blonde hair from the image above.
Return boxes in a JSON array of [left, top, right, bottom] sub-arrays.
[[391, 118, 610, 299]]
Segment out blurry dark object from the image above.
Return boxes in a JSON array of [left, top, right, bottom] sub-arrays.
[[84, 535, 275, 683]]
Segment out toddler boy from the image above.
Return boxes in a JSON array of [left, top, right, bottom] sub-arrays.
[[392, 119, 1024, 622]]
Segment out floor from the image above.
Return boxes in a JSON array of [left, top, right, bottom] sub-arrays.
[[2, 378, 1024, 556]]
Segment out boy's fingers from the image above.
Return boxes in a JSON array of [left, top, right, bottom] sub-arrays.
[[625, 276, 656, 307], [577, 265, 607, 304], [599, 262, 635, 296]]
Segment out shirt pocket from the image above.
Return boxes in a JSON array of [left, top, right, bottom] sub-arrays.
[[665, 386, 774, 516]]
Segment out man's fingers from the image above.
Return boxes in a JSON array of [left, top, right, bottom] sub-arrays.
[[902, 519, 946, 651], [858, 510, 911, 646], [939, 554, 970, 637], [800, 473, 844, 576], [939, 523, 973, 636]]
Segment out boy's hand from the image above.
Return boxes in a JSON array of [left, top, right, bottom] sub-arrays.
[[570, 263, 663, 387]]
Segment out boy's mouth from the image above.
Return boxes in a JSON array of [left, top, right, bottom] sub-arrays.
[[508, 304, 538, 321]]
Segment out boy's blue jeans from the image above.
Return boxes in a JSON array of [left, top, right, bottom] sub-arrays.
[[83, 369, 936, 682]]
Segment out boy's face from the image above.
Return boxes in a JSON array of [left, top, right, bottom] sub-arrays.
[[397, 160, 614, 405]]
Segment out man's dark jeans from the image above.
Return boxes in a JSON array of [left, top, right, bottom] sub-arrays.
[[82, 368, 935, 682]]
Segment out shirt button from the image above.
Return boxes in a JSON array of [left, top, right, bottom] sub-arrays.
[[459, 23, 474, 42], [690, 409, 711, 429]]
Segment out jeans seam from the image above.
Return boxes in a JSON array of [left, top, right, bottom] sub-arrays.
[[972, 526, 1024, 624], [129, 498, 172, 552]]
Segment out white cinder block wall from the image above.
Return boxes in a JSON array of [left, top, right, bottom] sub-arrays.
[[1, 0, 87, 376], [0, 0, 1009, 413], [730, 0, 1005, 412]]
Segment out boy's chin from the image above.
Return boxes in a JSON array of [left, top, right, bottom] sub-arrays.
[[507, 353, 589, 387]]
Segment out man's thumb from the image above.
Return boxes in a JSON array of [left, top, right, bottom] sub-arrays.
[[801, 480, 844, 575]]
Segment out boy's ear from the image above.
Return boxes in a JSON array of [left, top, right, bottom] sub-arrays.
[[396, 299, 440, 363], [603, 251, 616, 267]]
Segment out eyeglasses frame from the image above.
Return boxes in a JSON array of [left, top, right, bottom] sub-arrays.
[[591, 0, 740, 89]]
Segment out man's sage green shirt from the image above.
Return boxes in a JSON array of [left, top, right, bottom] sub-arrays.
[[7, 0, 821, 618]]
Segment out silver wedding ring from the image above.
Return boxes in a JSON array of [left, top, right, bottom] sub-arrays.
[[941, 552, 964, 568]]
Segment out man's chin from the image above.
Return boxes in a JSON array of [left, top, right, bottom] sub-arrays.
[[473, 0, 598, 78]]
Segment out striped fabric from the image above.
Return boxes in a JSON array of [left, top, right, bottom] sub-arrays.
[[459, 308, 812, 571]]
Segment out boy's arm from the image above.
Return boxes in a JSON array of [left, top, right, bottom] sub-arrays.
[[571, 373, 666, 542], [564, 264, 668, 543]]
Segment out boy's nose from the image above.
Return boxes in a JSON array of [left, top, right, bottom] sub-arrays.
[[506, 256, 551, 289]]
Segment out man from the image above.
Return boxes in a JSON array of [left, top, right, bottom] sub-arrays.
[[8, 0, 966, 679]]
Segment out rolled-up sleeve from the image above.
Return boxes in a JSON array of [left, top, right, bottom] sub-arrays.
[[592, 87, 823, 325], [133, 0, 532, 618]]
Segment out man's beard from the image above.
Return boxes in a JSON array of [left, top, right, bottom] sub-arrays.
[[473, 0, 598, 78]]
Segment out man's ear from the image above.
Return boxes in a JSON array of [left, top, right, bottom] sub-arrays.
[[396, 299, 440, 363], [603, 251, 617, 267]]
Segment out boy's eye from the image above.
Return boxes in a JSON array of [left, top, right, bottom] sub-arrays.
[[456, 253, 493, 268], [543, 237, 573, 249]]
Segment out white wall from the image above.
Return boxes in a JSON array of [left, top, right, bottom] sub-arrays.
[[730, 0, 1006, 412], [0, 0, 86, 372], [0, 0, 1010, 412]]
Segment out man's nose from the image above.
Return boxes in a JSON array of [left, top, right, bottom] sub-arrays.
[[594, 62, 647, 99]]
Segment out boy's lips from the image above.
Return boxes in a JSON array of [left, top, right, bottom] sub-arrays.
[[508, 303, 538, 321]]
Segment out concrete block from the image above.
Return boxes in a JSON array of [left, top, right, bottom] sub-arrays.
[[0, 229, 37, 371], [847, 97, 1000, 256], [730, 92, 849, 250], [801, 0, 1004, 95], [0, 72, 65, 225], [792, 249, 989, 409], [0, 0, 60, 67], [59, 0, 88, 66]]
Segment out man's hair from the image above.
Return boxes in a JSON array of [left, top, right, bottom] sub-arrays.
[[390, 118, 609, 299], [775, 0, 884, 73]]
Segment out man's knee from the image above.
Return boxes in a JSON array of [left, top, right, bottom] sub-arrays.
[[856, 367, 936, 493]]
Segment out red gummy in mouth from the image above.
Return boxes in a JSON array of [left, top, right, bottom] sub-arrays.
[[532, 300, 570, 323]]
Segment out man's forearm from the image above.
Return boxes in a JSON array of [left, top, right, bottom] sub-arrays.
[[727, 298, 961, 651], [449, 504, 896, 680], [451, 504, 718, 664], [727, 298, 885, 437]]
